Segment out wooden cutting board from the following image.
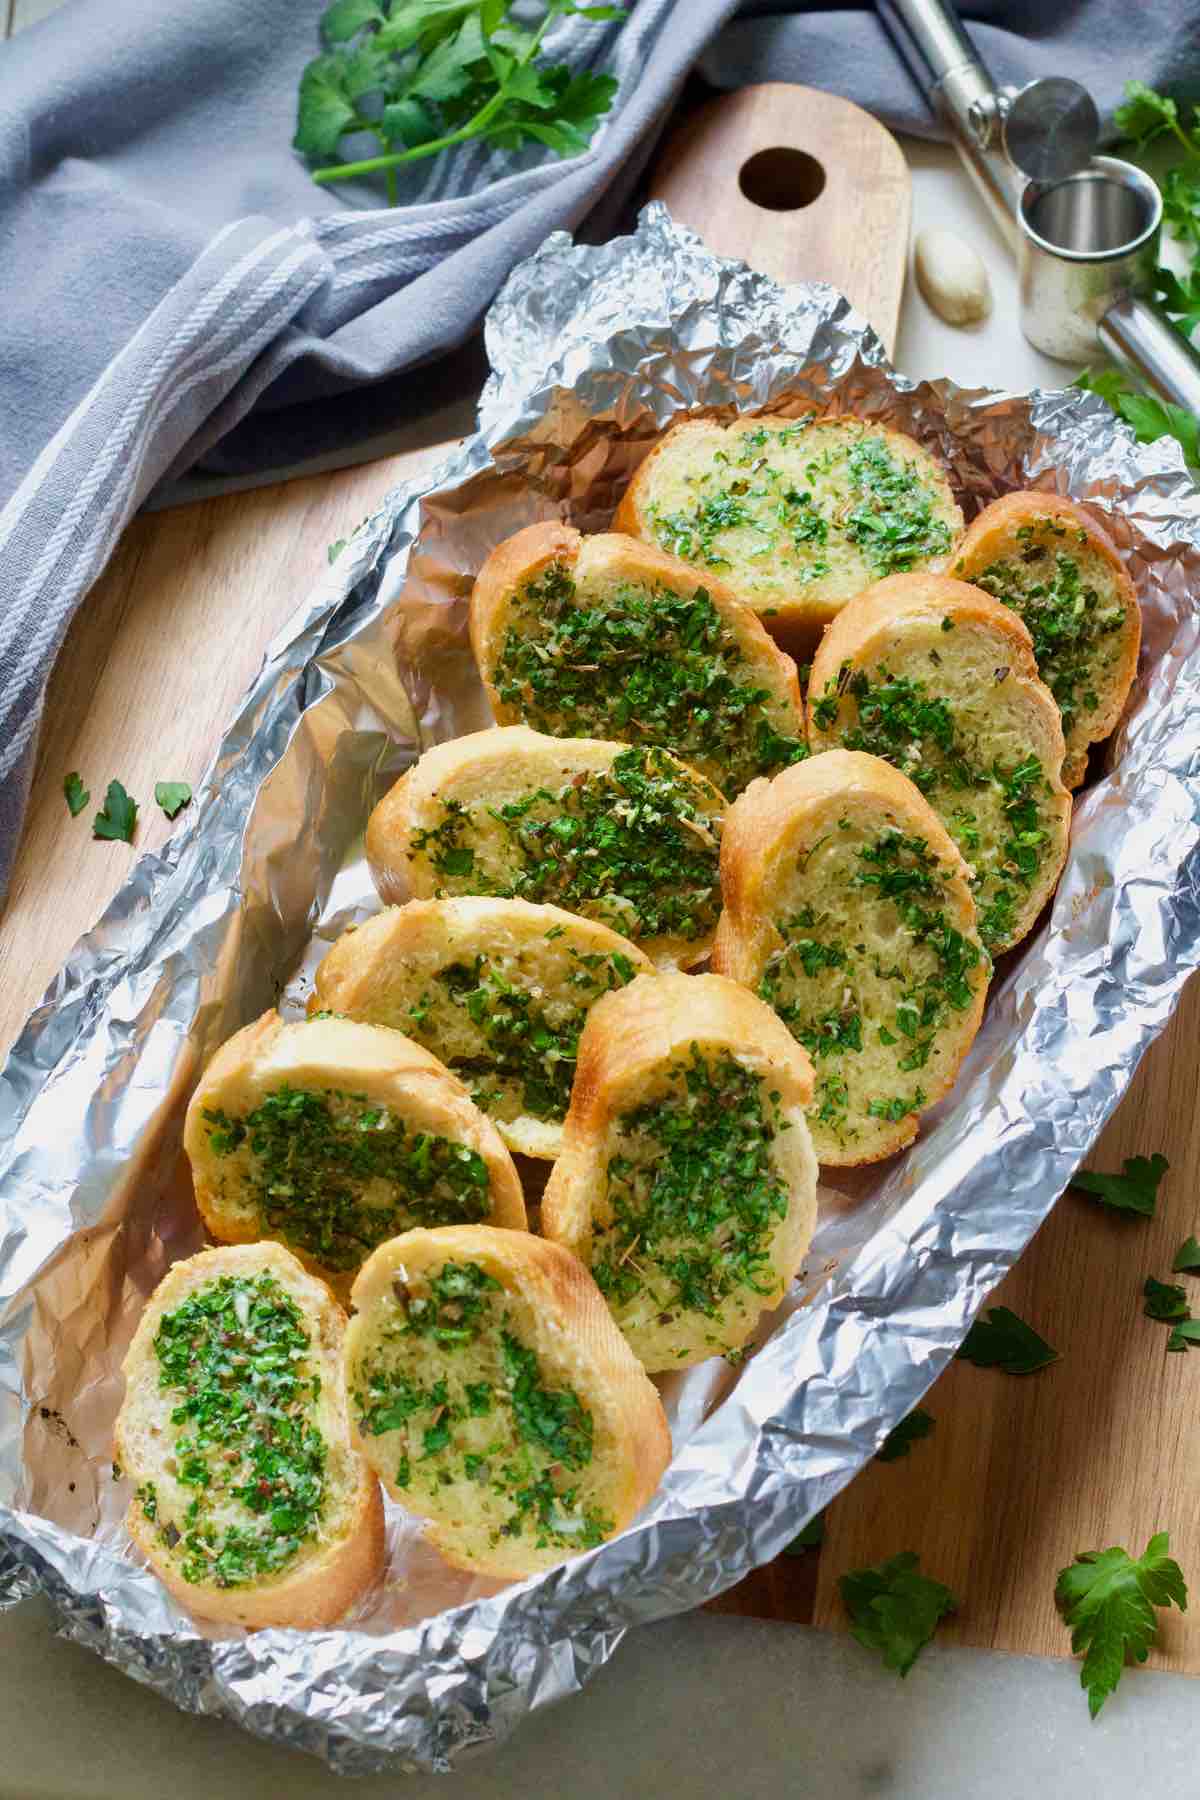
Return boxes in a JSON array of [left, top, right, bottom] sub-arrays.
[[5, 86, 1200, 1677]]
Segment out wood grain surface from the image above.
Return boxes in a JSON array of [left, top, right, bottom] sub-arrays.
[[650, 83, 911, 355]]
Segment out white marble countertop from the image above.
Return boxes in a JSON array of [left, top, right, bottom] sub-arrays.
[[5, 135, 1194, 1800]]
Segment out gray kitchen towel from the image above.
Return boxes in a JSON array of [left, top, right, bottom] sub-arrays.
[[3, 0, 1200, 904]]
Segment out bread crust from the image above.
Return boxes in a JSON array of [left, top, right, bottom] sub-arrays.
[[345, 1225, 671, 1580], [184, 1013, 527, 1289], [114, 1241, 384, 1629], [613, 414, 964, 631], [468, 525, 805, 793], [951, 491, 1140, 787], [712, 749, 987, 1165], [807, 571, 1072, 952], [311, 897, 656, 1159], [542, 972, 818, 1370], [366, 724, 726, 971]]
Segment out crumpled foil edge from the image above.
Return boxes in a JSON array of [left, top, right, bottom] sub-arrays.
[[1, 205, 1199, 1775]]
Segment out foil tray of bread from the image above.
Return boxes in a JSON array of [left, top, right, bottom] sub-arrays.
[[3, 204, 1200, 1776]]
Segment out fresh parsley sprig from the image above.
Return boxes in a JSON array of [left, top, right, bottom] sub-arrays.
[[876, 1408, 935, 1463], [1055, 1533, 1188, 1718], [296, 0, 623, 198], [92, 780, 138, 844]]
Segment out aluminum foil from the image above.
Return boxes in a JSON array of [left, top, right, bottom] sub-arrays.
[[2, 204, 1200, 1776]]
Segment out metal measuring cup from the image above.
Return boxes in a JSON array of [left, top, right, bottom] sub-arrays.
[[877, 0, 1200, 412]]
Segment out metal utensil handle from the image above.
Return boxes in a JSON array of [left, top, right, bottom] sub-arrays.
[[876, 0, 1021, 240], [1099, 296, 1200, 419]]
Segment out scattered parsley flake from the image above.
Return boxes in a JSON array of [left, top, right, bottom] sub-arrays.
[[63, 772, 89, 817], [1071, 1154, 1169, 1219], [155, 781, 192, 820], [876, 1408, 935, 1463], [784, 1512, 825, 1554], [1143, 1276, 1190, 1323], [92, 780, 138, 844], [1172, 1235, 1200, 1274], [956, 1305, 1057, 1375], [840, 1552, 957, 1676]]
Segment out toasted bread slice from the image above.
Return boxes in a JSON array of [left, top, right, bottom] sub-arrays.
[[366, 726, 725, 970], [114, 1241, 384, 1629], [184, 1013, 526, 1290], [613, 414, 964, 632], [541, 973, 818, 1372], [807, 573, 1072, 953], [711, 751, 988, 1165], [311, 899, 655, 1160], [468, 524, 806, 795], [951, 492, 1140, 787], [344, 1225, 670, 1580]]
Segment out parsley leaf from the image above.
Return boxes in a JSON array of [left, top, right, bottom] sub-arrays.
[[155, 781, 192, 821], [783, 1512, 825, 1554], [840, 1552, 957, 1676], [1172, 1235, 1200, 1274], [1076, 369, 1200, 468], [1167, 1318, 1200, 1352], [1113, 80, 1189, 150], [1071, 1153, 1169, 1219], [1055, 1533, 1188, 1718], [327, 538, 347, 563], [1162, 167, 1200, 249], [1143, 1276, 1190, 1323], [876, 1407, 935, 1463], [297, 1, 622, 196], [956, 1305, 1057, 1375], [63, 772, 89, 817], [92, 780, 138, 844]]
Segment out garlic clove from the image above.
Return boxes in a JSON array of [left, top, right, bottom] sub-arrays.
[[914, 227, 992, 326]]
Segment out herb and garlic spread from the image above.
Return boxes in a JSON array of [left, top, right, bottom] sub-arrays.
[[493, 560, 805, 793], [410, 746, 723, 948], [405, 936, 638, 1127], [354, 1260, 611, 1553], [956, 517, 1127, 739], [757, 825, 986, 1155], [140, 1273, 326, 1590], [812, 660, 1057, 952], [202, 1088, 490, 1272], [590, 1047, 791, 1358], [637, 419, 958, 613]]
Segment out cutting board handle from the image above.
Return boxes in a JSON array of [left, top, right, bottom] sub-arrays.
[[649, 83, 911, 355]]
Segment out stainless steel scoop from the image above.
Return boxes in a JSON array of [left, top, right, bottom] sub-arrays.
[[877, 0, 1200, 413]]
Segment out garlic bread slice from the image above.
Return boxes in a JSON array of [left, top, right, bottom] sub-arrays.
[[952, 491, 1140, 787], [115, 1241, 384, 1629], [344, 1225, 670, 1579], [469, 523, 806, 795], [312, 898, 655, 1160], [613, 414, 963, 631], [184, 1013, 526, 1290], [542, 973, 818, 1372], [712, 751, 988, 1165], [807, 572, 1071, 953], [367, 726, 725, 970]]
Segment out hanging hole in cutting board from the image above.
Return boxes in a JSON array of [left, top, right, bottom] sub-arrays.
[[738, 146, 826, 212]]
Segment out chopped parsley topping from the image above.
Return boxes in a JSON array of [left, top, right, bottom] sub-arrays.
[[813, 665, 1055, 952], [493, 563, 806, 793], [643, 419, 952, 600], [410, 746, 722, 945], [148, 1274, 326, 1589], [203, 1087, 490, 1273], [757, 831, 985, 1150], [404, 944, 637, 1127], [962, 521, 1126, 735], [354, 1259, 610, 1552], [592, 1048, 790, 1331]]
